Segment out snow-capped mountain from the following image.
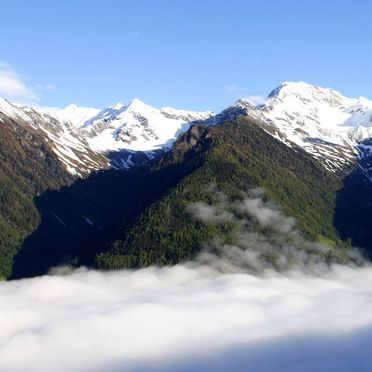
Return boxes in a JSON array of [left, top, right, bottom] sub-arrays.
[[0, 98, 109, 175], [51, 104, 100, 128], [207, 81, 372, 174], [0, 97, 213, 175], [2, 81, 372, 179], [81, 98, 213, 153]]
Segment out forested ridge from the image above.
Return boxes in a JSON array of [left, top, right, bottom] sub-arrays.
[[96, 117, 353, 270]]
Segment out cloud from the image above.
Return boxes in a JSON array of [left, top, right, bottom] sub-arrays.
[[225, 84, 245, 94], [1, 265, 372, 371], [242, 94, 266, 105], [0, 61, 53, 105], [131, 30, 143, 37], [35, 83, 55, 92], [225, 84, 266, 105], [188, 188, 363, 274]]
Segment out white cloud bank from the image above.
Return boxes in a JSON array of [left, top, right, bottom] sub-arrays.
[[1, 264, 372, 372]]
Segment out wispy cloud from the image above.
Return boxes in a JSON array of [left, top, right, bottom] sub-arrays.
[[225, 84, 266, 105], [225, 84, 246, 95], [242, 94, 266, 105], [0, 61, 53, 105], [188, 188, 362, 273], [35, 83, 55, 93], [131, 30, 143, 37]]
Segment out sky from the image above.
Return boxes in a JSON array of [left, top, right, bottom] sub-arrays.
[[1, 0, 372, 111]]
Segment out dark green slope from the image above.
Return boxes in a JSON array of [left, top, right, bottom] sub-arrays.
[[334, 169, 372, 254], [0, 115, 72, 278], [10, 126, 209, 278], [96, 117, 352, 270]]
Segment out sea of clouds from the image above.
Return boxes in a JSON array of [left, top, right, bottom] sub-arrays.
[[2, 264, 372, 371], [1, 190, 372, 371]]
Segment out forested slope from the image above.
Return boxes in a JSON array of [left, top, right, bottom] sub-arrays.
[[0, 114, 72, 278], [97, 117, 353, 269]]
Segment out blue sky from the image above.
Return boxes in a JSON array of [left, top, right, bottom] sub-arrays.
[[1, 0, 372, 111]]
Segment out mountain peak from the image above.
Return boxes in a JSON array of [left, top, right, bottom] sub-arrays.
[[267, 81, 349, 107], [63, 103, 80, 110], [233, 98, 260, 109], [109, 102, 125, 111], [125, 98, 156, 113], [268, 81, 320, 97], [57, 104, 100, 127]]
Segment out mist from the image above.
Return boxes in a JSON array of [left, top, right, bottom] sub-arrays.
[[1, 190, 371, 371], [189, 188, 363, 274]]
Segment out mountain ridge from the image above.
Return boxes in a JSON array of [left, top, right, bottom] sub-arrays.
[[2, 81, 372, 179], [0, 97, 214, 175]]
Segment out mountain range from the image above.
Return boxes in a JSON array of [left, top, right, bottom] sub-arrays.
[[0, 97, 213, 176], [3, 81, 372, 176], [1, 81, 372, 279]]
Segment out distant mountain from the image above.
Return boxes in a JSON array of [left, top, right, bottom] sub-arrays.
[[0, 98, 213, 175], [81, 99, 213, 152], [50, 104, 100, 128], [206, 81, 372, 175], [0, 98, 109, 176]]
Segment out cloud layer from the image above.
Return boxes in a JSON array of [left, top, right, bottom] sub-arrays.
[[1, 265, 372, 371]]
